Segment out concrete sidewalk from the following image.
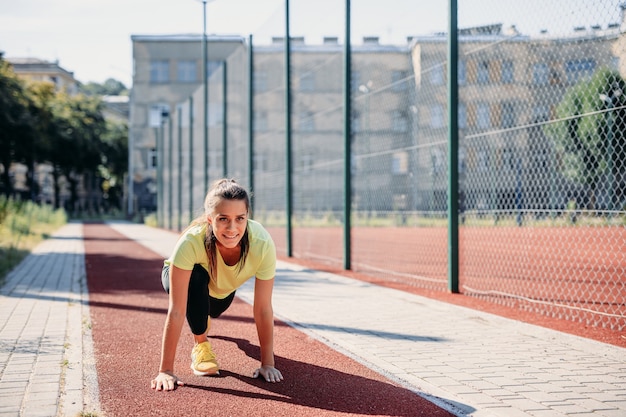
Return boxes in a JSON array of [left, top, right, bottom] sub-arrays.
[[0, 222, 97, 417], [0, 221, 625, 416]]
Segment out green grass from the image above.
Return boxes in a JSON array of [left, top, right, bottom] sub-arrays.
[[253, 209, 625, 228], [0, 196, 67, 286]]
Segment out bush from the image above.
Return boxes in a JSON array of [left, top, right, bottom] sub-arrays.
[[0, 196, 67, 285]]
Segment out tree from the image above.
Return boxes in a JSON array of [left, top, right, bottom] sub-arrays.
[[80, 78, 128, 96], [544, 68, 626, 211], [49, 92, 106, 212], [99, 120, 128, 211], [24, 82, 57, 201], [0, 56, 35, 197], [0, 55, 127, 213]]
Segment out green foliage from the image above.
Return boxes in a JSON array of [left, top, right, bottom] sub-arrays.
[[99, 120, 128, 210], [0, 55, 129, 214], [544, 68, 626, 188], [80, 78, 128, 96], [0, 195, 67, 285], [0, 58, 37, 195]]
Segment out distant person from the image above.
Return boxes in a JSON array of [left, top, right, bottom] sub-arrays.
[[151, 179, 283, 391]]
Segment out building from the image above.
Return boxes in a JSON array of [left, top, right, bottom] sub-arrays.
[[6, 57, 79, 95], [409, 21, 623, 214], [129, 7, 626, 221], [129, 34, 246, 214]]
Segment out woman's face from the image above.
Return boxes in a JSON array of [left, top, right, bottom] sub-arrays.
[[208, 199, 248, 250]]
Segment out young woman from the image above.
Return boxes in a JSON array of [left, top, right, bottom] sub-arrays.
[[151, 179, 283, 391]]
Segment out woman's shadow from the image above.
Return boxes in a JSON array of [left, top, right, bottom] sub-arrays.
[[184, 334, 465, 417]]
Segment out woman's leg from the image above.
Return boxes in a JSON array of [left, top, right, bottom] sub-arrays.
[[209, 291, 236, 318], [187, 265, 211, 342], [161, 264, 210, 340], [161, 264, 235, 341]]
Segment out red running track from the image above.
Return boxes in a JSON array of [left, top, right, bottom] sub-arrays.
[[83, 223, 454, 417]]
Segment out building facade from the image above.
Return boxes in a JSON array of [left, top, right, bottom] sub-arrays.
[[7, 57, 79, 95], [129, 34, 246, 214], [130, 10, 625, 221]]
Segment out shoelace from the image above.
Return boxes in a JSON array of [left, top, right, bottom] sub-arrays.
[[195, 344, 216, 363]]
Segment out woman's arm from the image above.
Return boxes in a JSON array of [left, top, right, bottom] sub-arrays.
[[151, 265, 191, 390], [252, 277, 283, 382]]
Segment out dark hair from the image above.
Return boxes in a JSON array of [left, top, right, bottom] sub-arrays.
[[190, 178, 250, 278]]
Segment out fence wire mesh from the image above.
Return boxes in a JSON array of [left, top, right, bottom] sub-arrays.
[[150, 0, 625, 331], [456, 0, 626, 329]]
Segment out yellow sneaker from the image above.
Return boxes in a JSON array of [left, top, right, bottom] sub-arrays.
[[190, 341, 219, 376]]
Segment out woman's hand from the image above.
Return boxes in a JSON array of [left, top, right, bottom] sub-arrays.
[[253, 365, 284, 383], [151, 371, 184, 391]]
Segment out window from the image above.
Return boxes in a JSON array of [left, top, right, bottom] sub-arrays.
[[502, 147, 515, 170], [254, 154, 268, 172], [149, 104, 170, 127], [177, 60, 197, 83], [206, 61, 222, 78], [458, 60, 466, 85], [299, 111, 315, 132], [299, 72, 315, 91], [430, 148, 445, 176], [532, 105, 549, 122], [149, 148, 157, 168], [501, 60, 514, 84], [150, 60, 169, 83], [254, 111, 268, 131], [431, 104, 444, 128], [392, 110, 408, 132], [253, 70, 267, 92], [352, 109, 362, 133], [300, 154, 314, 173], [477, 102, 490, 128], [392, 70, 409, 91], [392, 152, 409, 175], [351, 71, 361, 92], [565, 59, 596, 83], [477, 149, 490, 171], [532, 63, 549, 85], [501, 101, 516, 128], [477, 61, 490, 84], [209, 106, 223, 127], [209, 151, 220, 171], [429, 66, 444, 85]]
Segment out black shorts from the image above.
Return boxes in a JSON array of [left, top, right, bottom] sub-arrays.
[[161, 264, 235, 334]]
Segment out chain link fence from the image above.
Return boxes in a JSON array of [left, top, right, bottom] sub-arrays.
[[152, 0, 625, 331]]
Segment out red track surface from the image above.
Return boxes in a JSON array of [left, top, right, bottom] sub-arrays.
[[83, 223, 454, 417], [267, 226, 626, 346]]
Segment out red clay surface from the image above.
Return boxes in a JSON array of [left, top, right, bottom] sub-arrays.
[[83, 223, 456, 417], [266, 226, 626, 348]]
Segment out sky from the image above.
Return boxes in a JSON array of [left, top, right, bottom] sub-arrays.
[[0, 0, 620, 87]]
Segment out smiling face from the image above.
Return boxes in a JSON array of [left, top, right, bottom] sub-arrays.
[[208, 198, 248, 250]]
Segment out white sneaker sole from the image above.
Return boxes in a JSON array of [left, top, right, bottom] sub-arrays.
[[191, 363, 220, 376]]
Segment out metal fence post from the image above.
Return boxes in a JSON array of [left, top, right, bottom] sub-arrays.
[[202, 1, 209, 194], [177, 106, 183, 231], [285, 0, 293, 257], [168, 115, 173, 229], [222, 61, 228, 177], [156, 126, 162, 227], [447, 0, 459, 293], [343, 0, 352, 270], [189, 96, 194, 224], [248, 34, 255, 213]]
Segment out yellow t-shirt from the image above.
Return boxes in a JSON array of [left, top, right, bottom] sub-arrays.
[[164, 219, 276, 299]]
